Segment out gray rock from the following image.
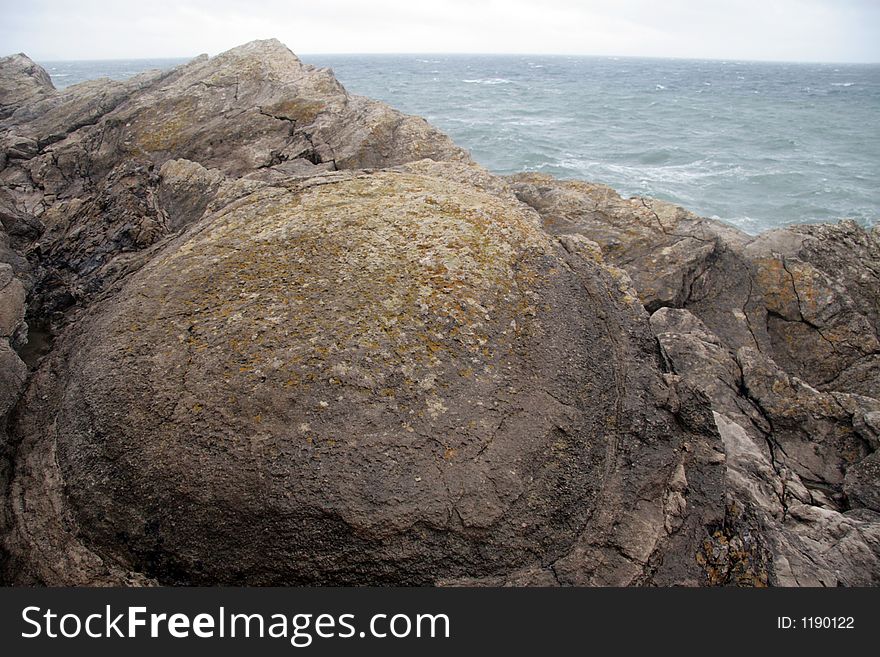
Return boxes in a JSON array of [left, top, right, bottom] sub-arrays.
[[512, 175, 880, 400], [7, 167, 725, 585], [845, 452, 880, 513], [650, 305, 880, 585], [1, 353, 154, 586], [774, 503, 880, 587], [509, 174, 732, 312], [0, 269, 25, 338], [0, 54, 54, 120], [0, 338, 26, 417], [0, 262, 12, 289], [1, 39, 469, 325], [743, 234, 879, 397], [737, 346, 878, 506], [157, 159, 225, 231], [0, 337, 28, 576]]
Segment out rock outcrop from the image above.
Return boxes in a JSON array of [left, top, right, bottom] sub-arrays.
[[0, 260, 29, 582], [0, 53, 54, 121], [0, 40, 877, 586], [512, 175, 880, 585], [1, 40, 468, 328], [509, 175, 880, 399]]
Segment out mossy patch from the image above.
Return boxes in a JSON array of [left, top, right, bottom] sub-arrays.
[[263, 98, 326, 125], [133, 96, 198, 153], [114, 171, 555, 418]]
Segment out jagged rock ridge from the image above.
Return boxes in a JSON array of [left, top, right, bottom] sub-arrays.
[[510, 175, 880, 585]]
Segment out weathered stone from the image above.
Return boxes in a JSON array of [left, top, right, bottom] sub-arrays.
[[737, 346, 878, 506], [0, 228, 29, 286], [0, 269, 26, 338], [0, 339, 26, 417], [744, 240, 879, 397], [845, 452, 880, 513], [157, 159, 225, 231], [509, 174, 749, 311], [649, 305, 880, 585], [0, 262, 12, 289], [1, 39, 469, 325], [512, 175, 880, 400], [774, 503, 880, 587], [5, 167, 725, 585], [0, 53, 54, 120]]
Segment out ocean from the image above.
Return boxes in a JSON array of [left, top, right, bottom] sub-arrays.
[[40, 55, 880, 235]]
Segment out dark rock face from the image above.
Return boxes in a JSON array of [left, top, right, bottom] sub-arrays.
[[515, 177, 880, 585], [0, 257, 29, 582], [0, 265, 27, 422], [0, 40, 877, 586]]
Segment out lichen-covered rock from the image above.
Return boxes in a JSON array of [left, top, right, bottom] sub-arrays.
[[1, 39, 469, 328], [0, 53, 54, 120], [7, 167, 725, 585], [743, 222, 880, 398]]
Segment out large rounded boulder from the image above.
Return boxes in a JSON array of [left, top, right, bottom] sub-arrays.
[[32, 168, 721, 584]]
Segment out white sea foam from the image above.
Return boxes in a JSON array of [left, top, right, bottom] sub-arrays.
[[831, 82, 855, 87], [462, 78, 512, 85], [718, 215, 765, 233], [551, 157, 743, 187], [508, 117, 566, 127]]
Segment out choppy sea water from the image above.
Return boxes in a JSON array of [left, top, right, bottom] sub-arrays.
[[41, 55, 880, 234]]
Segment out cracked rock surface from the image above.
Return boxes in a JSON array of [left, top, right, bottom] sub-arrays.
[[515, 176, 880, 585], [0, 40, 877, 586]]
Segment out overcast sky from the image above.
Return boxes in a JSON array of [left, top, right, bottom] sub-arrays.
[[1, 0, 879, 63]]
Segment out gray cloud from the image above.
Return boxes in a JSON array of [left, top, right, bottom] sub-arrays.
[[0, 0, 877, 62]]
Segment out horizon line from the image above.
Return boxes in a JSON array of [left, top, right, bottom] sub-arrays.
[[26, 52, 880, 67]]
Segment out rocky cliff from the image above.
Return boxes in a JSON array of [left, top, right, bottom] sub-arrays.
[[0, 40, 877, 586]]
